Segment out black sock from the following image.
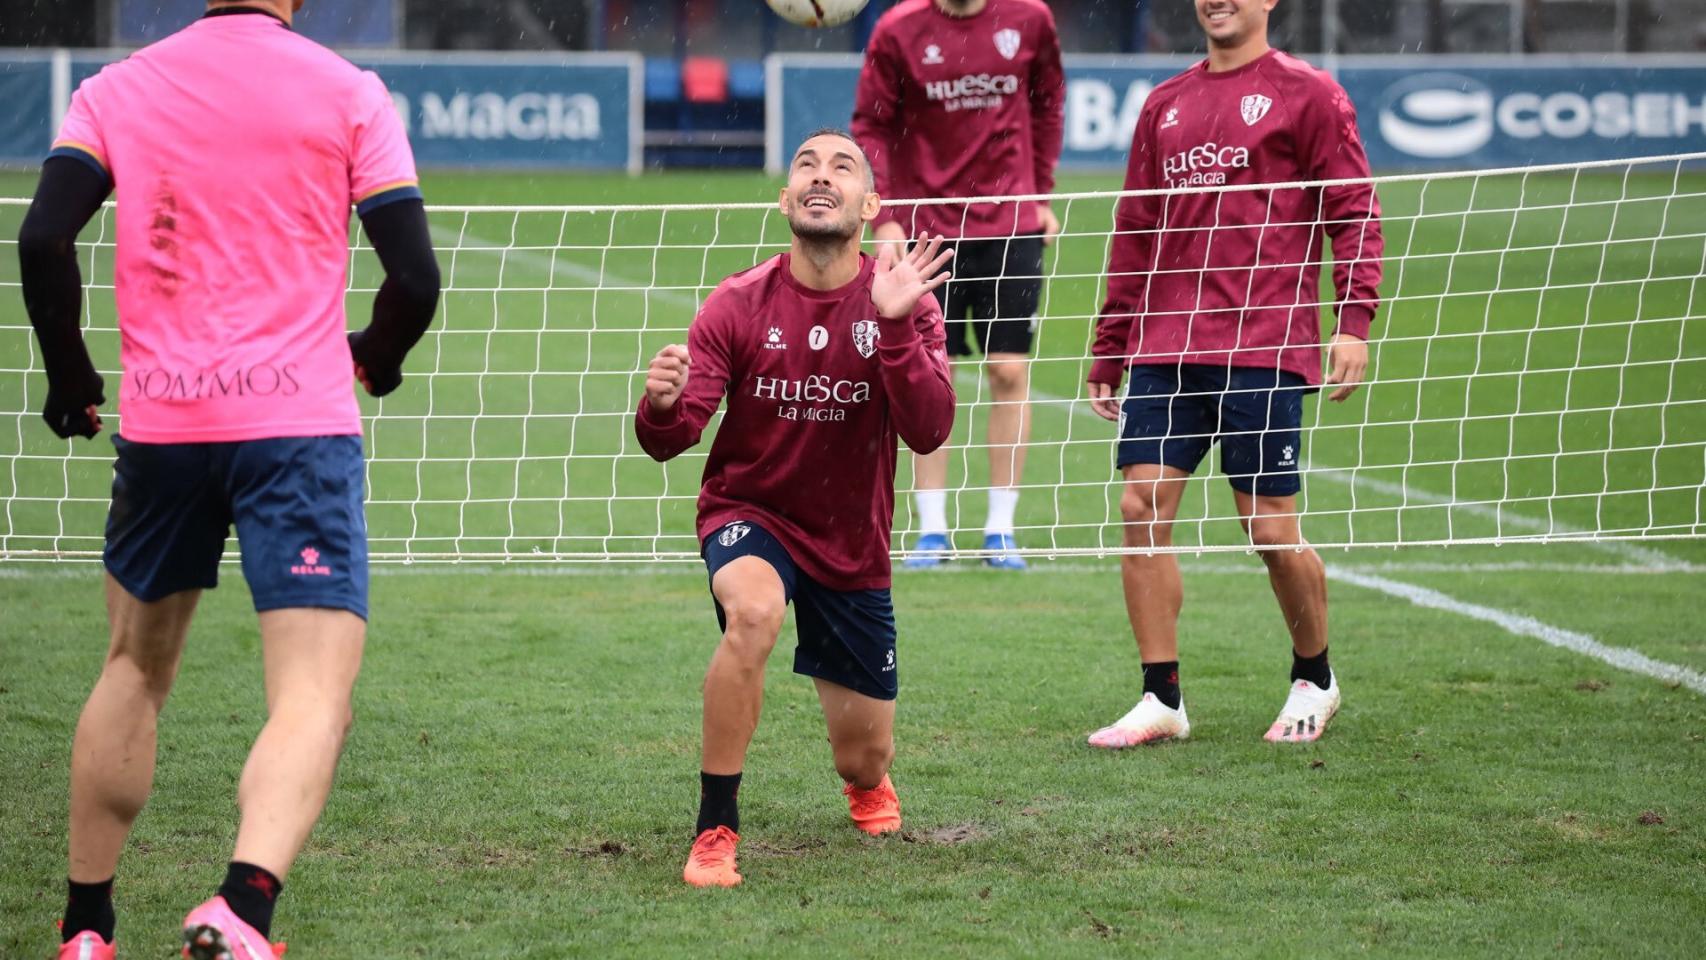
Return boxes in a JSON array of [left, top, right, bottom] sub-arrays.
[[696, 771, 742, 836], [1291, 647, 1332, 689], [1142, 660, 1182, 710], [62, 877, 115, 943], [216, 862, 282, 939]]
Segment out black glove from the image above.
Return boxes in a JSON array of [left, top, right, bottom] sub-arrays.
[[42, 375, 105, 439], [348, 329, 404, 397]]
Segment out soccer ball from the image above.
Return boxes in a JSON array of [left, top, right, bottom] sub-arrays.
[[765, 0, 871, 28]]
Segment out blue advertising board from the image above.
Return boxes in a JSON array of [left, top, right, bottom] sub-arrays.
[[0, 52, 642, 173], [766, 53, 1706, 173], [353, 54, 642, 171]]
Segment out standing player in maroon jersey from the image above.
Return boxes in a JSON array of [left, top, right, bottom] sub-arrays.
[[635, 129, 956, 887], [852, 0, 1064, 570], [1084, 0, 1384, 748]]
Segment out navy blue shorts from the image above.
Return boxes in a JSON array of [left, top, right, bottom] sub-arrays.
[[702, 520, 898, 701], [1116, 364, 1308, 496], [104, 434, 369, 618]]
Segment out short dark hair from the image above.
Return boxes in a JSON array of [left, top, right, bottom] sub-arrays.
[[795, 127, 874, 190]]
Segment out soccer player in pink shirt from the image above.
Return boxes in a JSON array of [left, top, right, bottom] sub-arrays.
[[17, 3, 439, 957], [853, 0, 1065, 569], [635, 129, 956, 887], [1083, 0, 1384, 748]]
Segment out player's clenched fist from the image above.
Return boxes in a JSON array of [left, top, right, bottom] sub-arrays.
[[645, 344, 692, 412]]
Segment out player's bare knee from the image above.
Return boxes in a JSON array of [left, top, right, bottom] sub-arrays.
[[719, 602, 782, 659], [985, 360, 1028, 397], [1248, 518, 1296, 549], [1119, 486, 1154, 525], [102, 647, 179, 708], [835, 739, 893, 785]]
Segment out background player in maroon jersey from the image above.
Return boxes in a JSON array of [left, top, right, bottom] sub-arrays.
[[853, 0, 1064, 569], [1084, 0, 1384, 748], [635, 129, 955, 887]]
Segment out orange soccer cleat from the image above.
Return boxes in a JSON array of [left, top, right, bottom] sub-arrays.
[[844, 774, 902, 835], [683, 826, 742, 888]]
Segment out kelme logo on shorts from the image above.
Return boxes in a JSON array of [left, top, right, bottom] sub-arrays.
[[291, 545, 332, 577], [718, 523, 751, 547]]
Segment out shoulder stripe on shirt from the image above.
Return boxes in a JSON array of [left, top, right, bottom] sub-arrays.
[[47, 142, 110, 182], [356, 181, 423, 216]]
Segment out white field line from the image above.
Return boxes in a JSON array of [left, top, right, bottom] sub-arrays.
[[1330, 567, 1706, 696]]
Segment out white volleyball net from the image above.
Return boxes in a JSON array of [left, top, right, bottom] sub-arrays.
[[1, 152, 1703, 563]]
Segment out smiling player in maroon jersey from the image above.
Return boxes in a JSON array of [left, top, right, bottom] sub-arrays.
[[635, 128, 956, 887], [1085, 0, 1385, 749]]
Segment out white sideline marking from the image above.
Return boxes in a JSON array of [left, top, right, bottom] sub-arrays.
[[1330, 567, 1706, 696]]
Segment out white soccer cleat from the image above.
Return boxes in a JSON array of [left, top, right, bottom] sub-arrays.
[[1264, 672, 1341, 743], [1087, 693, 1190, 748]]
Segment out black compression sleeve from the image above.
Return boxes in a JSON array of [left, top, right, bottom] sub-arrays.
[[350, 198, 440, 395], [18, 158, 108, 388], [18, 157, 110, 437]]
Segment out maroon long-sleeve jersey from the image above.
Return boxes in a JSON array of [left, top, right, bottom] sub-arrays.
[[851, 0, 1065, 240], [1089, 50, 1385, 389], [634, 253, 955, 591]]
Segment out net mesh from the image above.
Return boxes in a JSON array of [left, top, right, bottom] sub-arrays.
[[1, 153, 1703, 563]]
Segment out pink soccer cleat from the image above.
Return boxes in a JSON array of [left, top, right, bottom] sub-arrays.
[[181, 896, 284, 959], [56, 928, 115, 960], [1087, 693, 1191, 748]]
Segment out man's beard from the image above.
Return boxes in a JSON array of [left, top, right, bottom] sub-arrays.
[[788, 209, 859, 243]]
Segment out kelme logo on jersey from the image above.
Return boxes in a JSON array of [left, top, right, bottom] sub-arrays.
[[1241, 93, 1273, 126], [1161, 142, 1251, 187], [993, 28, 1021, 61], [852, 320, 880, 358], [717, 523, 751, 547]]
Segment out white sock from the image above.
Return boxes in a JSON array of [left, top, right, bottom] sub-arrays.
[[915, 489, 948, 536], [985, 487, 1019, 537]]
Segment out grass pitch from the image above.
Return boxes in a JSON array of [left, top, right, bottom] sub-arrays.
[[1, 167, 1704, 956]]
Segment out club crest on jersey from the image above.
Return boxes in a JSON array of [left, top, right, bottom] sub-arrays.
[[1241, 94, 1273, 126], [923, 44, 944, 65], [718, 523, 751, 547], [852, 319, 881, 359], [993, 28, 1021, 61]]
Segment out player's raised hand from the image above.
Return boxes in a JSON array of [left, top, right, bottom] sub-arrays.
[[645, 343, 692, 412], [872, 232, 954, 321], [1325, 332, 1368, 402]]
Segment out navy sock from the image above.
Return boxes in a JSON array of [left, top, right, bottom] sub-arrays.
[[216, 862, 282, 939], [62, 877, 115, 943], [1291, 647, 1332, 689], [1142, 660, 1182, 710], [696, 771, 742, 836]]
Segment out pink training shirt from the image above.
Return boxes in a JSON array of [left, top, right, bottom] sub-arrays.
[[50, 9, 421, 443]]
